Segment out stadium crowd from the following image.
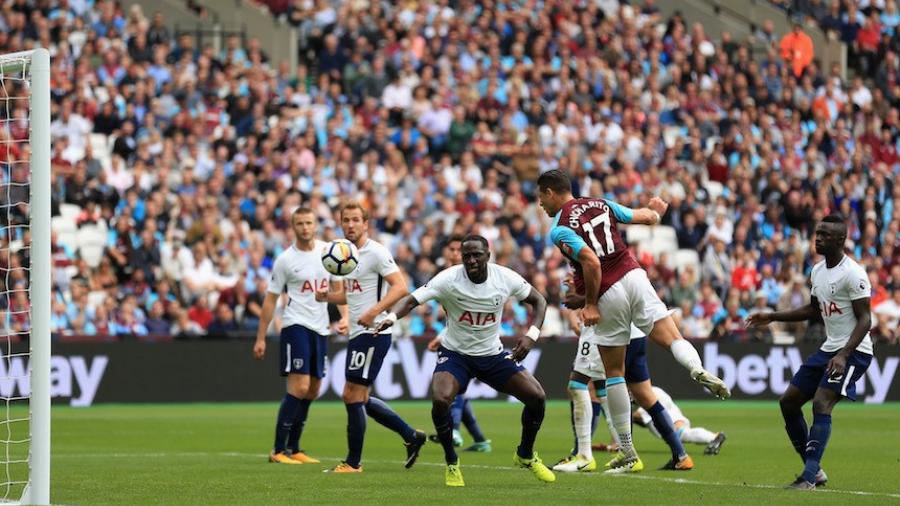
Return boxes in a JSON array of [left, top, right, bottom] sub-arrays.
[[0, 0, 897, 344]]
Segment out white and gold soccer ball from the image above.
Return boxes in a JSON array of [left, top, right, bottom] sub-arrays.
[[321, 239, 359, 276]]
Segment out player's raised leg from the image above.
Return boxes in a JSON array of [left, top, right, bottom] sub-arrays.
[[431, 369, 466, 487], [647, 312, 730, 400], [500, 371, 555, 483]]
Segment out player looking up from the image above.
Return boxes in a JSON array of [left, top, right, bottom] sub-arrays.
[[253, 207, 332, 465], [747, 214, 873, 490], [316, 201, 426, 473], [377, 236, 554, 487], [537, 169, 729, 474]]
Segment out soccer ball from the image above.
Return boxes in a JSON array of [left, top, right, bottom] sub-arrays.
[[321, 239, 359, 276]]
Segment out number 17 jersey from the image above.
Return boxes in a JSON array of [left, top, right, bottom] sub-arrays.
[[550, 197, 640, 298]]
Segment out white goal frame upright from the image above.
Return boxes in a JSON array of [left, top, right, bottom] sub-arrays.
[[0, 48, 50, 506]]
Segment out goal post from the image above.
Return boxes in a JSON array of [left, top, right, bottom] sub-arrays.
[[0, 47, 50, 506]]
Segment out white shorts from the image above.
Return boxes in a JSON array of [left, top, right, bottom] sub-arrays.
[[575, 324, 645, 379], [587, 269, 669, 347], [572, 330, 606, 380]]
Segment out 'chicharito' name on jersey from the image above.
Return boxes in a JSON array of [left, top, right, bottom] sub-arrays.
[[809, 255, 874, 355], [267, 240, 332, 336], [343, 239, 400, 339], [412, 264, 532, 356]]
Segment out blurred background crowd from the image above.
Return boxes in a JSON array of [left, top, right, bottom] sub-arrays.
[[0, 0, 897, 344]]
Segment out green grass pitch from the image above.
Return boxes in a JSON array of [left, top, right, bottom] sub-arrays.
[[42, 401, 900, 505]]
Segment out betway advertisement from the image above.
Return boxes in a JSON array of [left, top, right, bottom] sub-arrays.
[[1, 340, 898, 406]]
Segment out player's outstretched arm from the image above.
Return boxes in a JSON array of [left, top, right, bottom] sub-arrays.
[[511, 287, 547, 362], [252, 292, 280, 359], [746, 295, 820, 327], [629, 197, 668, 225], [828, 297, 872, 376], [373, 294, 421, 333]]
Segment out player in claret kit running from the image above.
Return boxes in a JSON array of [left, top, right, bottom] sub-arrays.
[[537, 170, 729, 474], [377, 235, 554, 487]]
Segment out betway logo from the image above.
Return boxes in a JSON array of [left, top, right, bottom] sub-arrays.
[[0, 355, 108, 407], [703, 343, 898, 404], [324, 340, 542, 401]]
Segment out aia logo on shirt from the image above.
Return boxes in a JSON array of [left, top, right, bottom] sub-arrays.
[[458, 311, 498, 326], [819, 300, 842, 316], [346, 279, 364, 293], [299, 279, 328, 294]]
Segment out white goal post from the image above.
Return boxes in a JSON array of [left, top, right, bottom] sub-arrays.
[[0, 48, 50, 506]]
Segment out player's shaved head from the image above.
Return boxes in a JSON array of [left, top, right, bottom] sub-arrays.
[[461, 235, 490, 283], [815, 213, 847, 257]]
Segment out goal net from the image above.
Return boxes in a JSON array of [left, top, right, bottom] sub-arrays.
[[0, 49, 50, 505]]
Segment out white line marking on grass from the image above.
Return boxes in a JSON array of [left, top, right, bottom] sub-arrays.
[[54, 452, 900, 499]]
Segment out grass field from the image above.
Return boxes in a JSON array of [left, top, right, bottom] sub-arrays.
[[38, 401, 900, 505]]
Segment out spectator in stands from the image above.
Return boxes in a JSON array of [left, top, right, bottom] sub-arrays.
[[780, 22, 815, 77]]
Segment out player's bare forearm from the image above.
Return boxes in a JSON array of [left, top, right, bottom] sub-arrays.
[[371, 272, 408, 315], [523, 287, 548, 329], [255, 293, 279, 341], [564, 293, 586, 309], [631, 208, 662, 226], [840, 298, 872, 356], [579, 250, 602, 307], [770, 301, 818, 322], [389, 294, 420, 320]]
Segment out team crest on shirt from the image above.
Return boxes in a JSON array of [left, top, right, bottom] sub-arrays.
[[293, 358, 304, 369], [829, 283, 837, 295], [492, 295, 502, 307]]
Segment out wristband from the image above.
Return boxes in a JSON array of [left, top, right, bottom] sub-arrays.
[[650, 210, 661, 224], [385, 312, 398, 325], [526, 325, 541, 342]]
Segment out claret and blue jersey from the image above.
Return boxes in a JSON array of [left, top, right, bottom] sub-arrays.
[[549, 197, 641, 297]]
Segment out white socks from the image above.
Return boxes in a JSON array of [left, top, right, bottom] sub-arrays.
[[682, 427, 718, 444], [570, 388, 593, 460], [598, 394, 620, 446], [670, 338, 703, 373], [606, 379, 635, 457]]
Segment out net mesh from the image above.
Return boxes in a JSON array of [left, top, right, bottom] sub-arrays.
[[0, 52, 33, 503]]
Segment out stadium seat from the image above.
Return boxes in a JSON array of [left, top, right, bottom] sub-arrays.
[[672, 249, 701, 273], [59, 203, 82, 223], [626, 224, 652, 244], [52, 216, 78, 250], [77, 224, 108, 268], [651, 225, 678, 245]]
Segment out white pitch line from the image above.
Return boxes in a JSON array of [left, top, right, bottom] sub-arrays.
[[52, 452, 900, 500]]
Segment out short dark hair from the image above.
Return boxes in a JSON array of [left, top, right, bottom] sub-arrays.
[[822, 213, 845, 225], [292, 207, 314, 217], [536, 169, 572, 194], [462, 234, 489, 250]]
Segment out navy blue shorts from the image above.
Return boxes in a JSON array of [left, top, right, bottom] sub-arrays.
[[435, 346, 525, 394], [624, 337, 651, 384], [790, 349, 872, 401], [280, 325, 328, 378], [345, 333, 392, 386]]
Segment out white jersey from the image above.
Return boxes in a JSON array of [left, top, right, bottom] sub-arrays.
[[412, 264, 532, 356], [809, 255, 873, 355], [344, 239, 401, 339], [267, 241, 331, 335]]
